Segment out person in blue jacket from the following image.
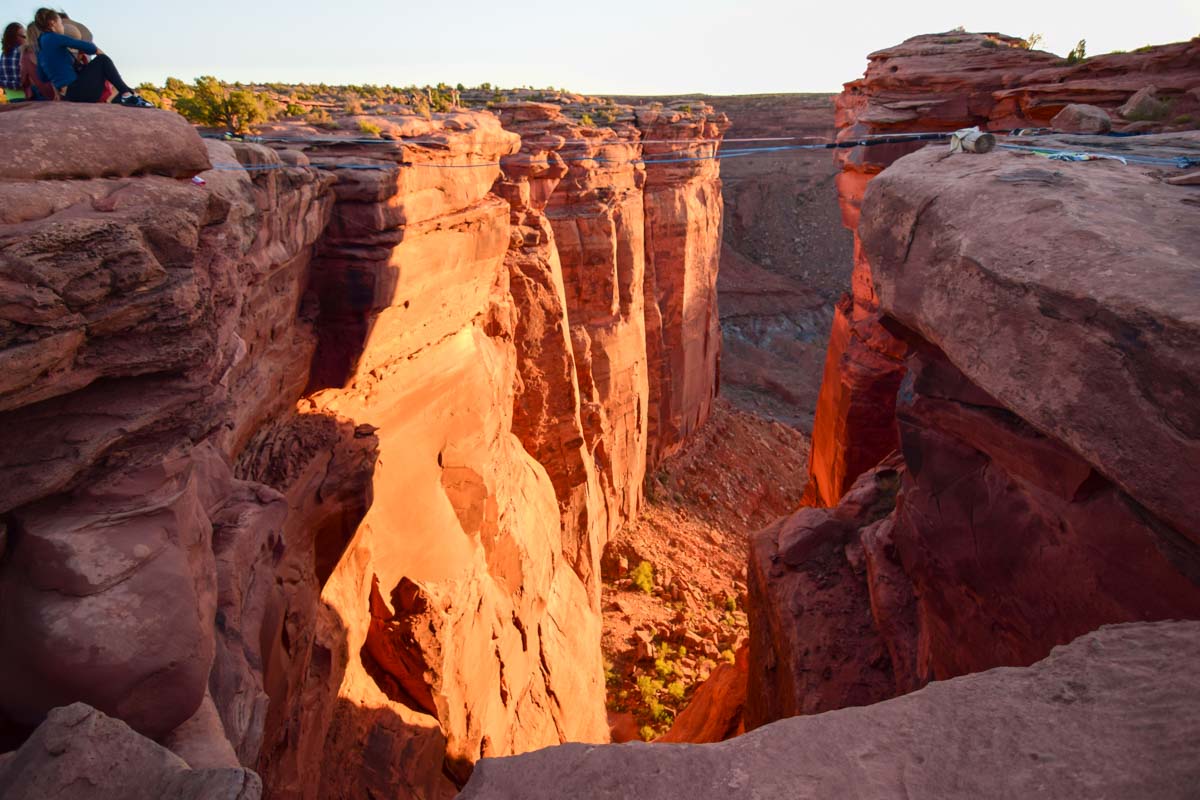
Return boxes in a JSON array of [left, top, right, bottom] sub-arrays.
[[33, 7, 151, 106]]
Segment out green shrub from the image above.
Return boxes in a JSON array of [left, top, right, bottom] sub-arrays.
[[654, 655, 674, 680], [667, 681, 686, 701], [1066, 39, 1087, 64], [580, 112, 595, 126], [719, 648, 736, 665], [631, 561, 654, 594], [639, 725, 656, 741], [357, 119, 383, 136], [1019, 33, 1043, 50]]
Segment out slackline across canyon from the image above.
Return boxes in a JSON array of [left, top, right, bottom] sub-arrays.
[[203, 130, 1200, 173]]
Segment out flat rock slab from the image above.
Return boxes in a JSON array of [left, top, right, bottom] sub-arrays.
[[0, 103, 210, 180], [460, 621, 1200, 799]]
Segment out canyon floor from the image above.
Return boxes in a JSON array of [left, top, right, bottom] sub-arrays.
[[599, 398, 809, 740]]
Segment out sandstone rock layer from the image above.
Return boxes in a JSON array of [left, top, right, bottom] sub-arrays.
[[805, 32, 1200, 507]]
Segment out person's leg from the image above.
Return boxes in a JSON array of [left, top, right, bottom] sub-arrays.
[[90, 54, 134, 95], [63, 58, 107, 102], [65, 55, 134, 102]]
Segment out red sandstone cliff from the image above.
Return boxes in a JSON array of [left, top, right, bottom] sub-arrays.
[[805, 32, 1200, 508], [0, 104, 332, 775], [749, 122, 1200, 724], [0, 95, 729, 798]]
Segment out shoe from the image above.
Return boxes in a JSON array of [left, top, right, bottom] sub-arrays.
[[119, 94, 154, 108]]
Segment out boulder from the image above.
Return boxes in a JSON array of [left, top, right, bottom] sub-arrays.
[[0, 703, 261, 800], [0, 104, 211, 180], [1118, 85, 1168, 120], [1050, 103, 1113, 133]]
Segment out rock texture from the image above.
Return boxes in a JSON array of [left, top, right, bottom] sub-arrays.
[[618, 93, 851, 430], [0, 104, 212, 181], [805, 32, 1200, 508], [746, 456, 909, 726], [0, 103, 331, 766], [638, 107, 730, 465], [246, 114, 611, 799], [0, 703, 261, 800], [751, 131, 1200, 723], [0, 98, 732, 798], [462, 622, 1200, 799]]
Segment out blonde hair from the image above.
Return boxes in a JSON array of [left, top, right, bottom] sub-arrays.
[[24, 21, 41, 54]]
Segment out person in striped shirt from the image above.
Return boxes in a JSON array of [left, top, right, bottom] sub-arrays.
[[1, 23, 26, 102]]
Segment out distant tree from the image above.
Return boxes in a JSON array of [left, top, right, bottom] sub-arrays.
[[170, 76, 277, 132]]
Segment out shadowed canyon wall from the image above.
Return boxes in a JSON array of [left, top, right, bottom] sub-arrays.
[[0, 96, 729, 798], [804, 31, 1200, 508], [750, 33, 1200, 727]]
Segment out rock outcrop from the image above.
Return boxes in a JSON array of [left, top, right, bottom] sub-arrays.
[[460, 621, 1200, 799], [0, 703, 261, 800], [638, 107, 729, 465], [246, 113, 611, 798], [751, 129, 1200, 722], [1, 95, 732, 796], [805, 32, 1200, 507], [0, 104, 331, 763], [746, 456, 910, 726]]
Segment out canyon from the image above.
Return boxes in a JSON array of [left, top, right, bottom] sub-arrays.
[[2, 30, 1199, 800], [0, 94, 734, 797]]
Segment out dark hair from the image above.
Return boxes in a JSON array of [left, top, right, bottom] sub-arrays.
[[2, 22, 24, 54], [33, 8, 59, 31]]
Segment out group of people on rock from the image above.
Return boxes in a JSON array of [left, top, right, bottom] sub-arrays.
[[2, 8, 151, 106]]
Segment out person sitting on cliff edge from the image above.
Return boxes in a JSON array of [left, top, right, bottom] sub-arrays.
[[32, 7, 151, 106], [1, 23, 27, 101]]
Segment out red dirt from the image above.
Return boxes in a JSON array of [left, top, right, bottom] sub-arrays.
[[599, 398, 809, 739]]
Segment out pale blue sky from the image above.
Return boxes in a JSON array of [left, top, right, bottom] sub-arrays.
[[17, 0, 1200, 93]]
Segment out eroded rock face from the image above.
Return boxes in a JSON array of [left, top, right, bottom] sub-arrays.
[[251, 113, 610, 799], [638, 107, 730, 465], [460, 621, 1200, 800], [1, 98, 733, 795], [746, 456, 911, 726], [0, 105, 332, 765], [751, 132, 1200, 727], [493, 102, 609, 601], [806, 31, 1200, 507], [862, 138, 1200, 675]]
